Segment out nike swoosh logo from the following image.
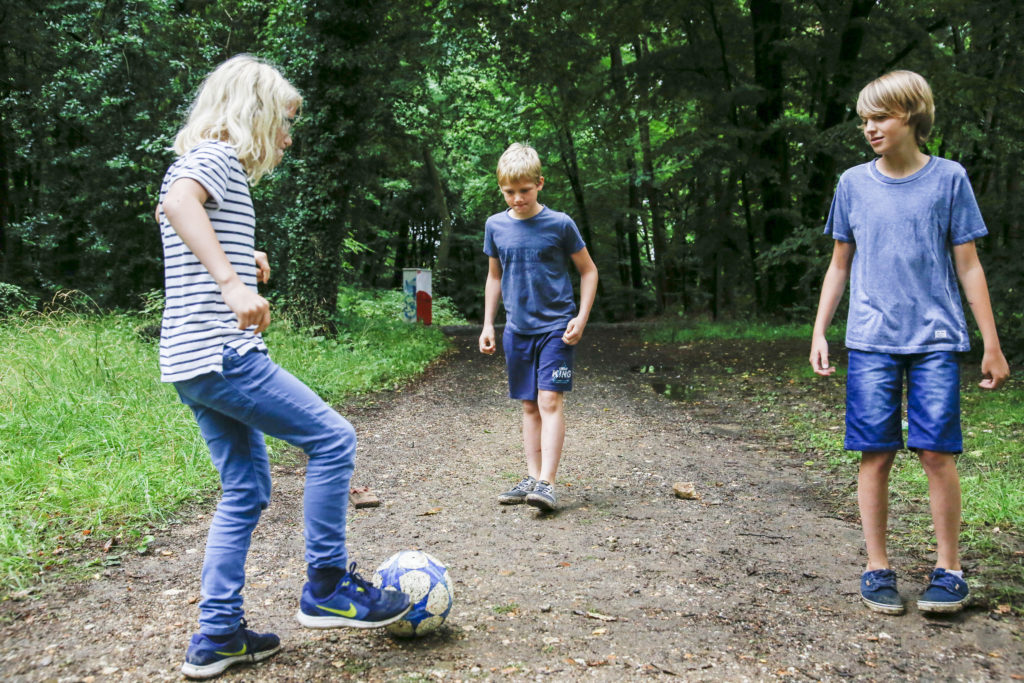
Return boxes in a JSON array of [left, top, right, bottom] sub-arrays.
[[316, 602, 357, 617], [215, 643, 247, 656]]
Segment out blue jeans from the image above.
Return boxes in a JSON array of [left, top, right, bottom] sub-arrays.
[[845, 350, 962, 453], [174, 347, 356, 635]]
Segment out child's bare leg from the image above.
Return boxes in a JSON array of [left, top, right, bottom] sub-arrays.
[[918, 449, 962, 571], [859, 450, 897, 570], [521, 399, 542, 480], [537, 390, 565, 484]]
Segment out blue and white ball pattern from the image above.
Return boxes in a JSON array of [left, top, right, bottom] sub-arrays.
[[373, 550, 453, 637]]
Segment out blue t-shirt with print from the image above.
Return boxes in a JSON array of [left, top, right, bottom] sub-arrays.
[[825, 156, 987, 354], [483, 206, 586, 334]]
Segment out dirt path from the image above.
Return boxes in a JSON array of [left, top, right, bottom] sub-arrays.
[[2, 326, 1021, 681]]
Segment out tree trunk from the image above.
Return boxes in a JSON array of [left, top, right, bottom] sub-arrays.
[[739, 173, 762, 315], [801, 0, 874, 228], [626, 153, 644, 309], [552, 121, 609, 313], [555, 124, 595, 251], [391, 196, 410, 289], [602, 45, 626, 290], [286, 0, 387, 331], [423, 143, 454, 273], [609, 44, 641, 316], [750, 0, 798, 314], [285, 207, 345, 331], [0, 117, 9, 283], [633, 38, 669, 312]]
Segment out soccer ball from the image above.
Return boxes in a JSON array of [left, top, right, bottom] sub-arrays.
[[373, 550, 453, 637]]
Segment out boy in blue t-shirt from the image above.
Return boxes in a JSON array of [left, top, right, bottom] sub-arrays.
[[479, 143, 598, 511], [810, 71, 1009, 616]]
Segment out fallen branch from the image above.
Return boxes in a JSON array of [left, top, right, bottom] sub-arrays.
[[736, 532, 791, 540], [572, 609, 624, 622]]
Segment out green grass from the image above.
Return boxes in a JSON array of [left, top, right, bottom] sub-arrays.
[[787, 374, 1024, 609], [643, 320, 1024, 610], [0, 313, 211, 591], [0, 288, 462, 594], [266, 317, 452, 400], [786, 363, 1024, 528], [492, 603, 520, 614], [645, 319, 817, 344], [959, 388, 1024, 528]]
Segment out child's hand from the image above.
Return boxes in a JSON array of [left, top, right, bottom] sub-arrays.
[[254, 250, 271, 283], [222, 279, 271, 334], [979, 348, 1009, 390], [810, 336, 835, 376], [562, 317, 585, 345], [479, 325, 496, 355]]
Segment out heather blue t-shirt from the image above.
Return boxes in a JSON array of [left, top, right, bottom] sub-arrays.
[[825, 156, 987, 354], [483, 206, 586, 334]]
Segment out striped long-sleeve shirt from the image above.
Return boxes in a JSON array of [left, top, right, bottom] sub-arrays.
[[157, 140, 267, 383]]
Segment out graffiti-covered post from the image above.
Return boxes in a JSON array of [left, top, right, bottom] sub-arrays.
[[401, 268, 418, 323], [401, 268, 432, 325]]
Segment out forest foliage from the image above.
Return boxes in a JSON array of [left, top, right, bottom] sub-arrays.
[[2, 1, 1022, 352]]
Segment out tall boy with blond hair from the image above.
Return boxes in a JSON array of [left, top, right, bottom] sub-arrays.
[[479, 143, 598, 511], [810, 70, 1008, 615]]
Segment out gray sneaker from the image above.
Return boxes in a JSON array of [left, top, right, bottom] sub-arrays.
[[498, 476, 536, 504], [526, 480, 556, 511]]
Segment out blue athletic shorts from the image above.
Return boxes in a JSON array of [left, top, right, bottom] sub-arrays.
[[845, 350, 962, 454], [503, 327, 574, 400]]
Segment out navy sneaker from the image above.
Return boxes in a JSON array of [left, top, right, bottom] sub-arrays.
[[498, 475, 536, 504], [296, 562, 411, 628], [181, 619, 280, 679], [860, 569, 905, 615], [917, 568, 969, 613], [526, 480, 557, 511]]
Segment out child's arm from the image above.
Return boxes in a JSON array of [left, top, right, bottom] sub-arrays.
[[954, 241, 1009, 389], [254, 250, 271, 284], [161, 178, 271, 333], [810, 240, 854, 376], [479, 256, 502, 355], [563, 247, 598, 345]]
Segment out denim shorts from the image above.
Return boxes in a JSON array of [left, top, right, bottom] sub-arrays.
[[845, 349, 962, 454], [503, 327, 575, 400]]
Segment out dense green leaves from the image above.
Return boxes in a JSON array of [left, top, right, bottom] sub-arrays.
[[1, 0, 268, 305], [2, 1, 1022, 352]]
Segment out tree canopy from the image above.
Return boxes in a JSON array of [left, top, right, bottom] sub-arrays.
[[2, 0, 1022, 350]]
